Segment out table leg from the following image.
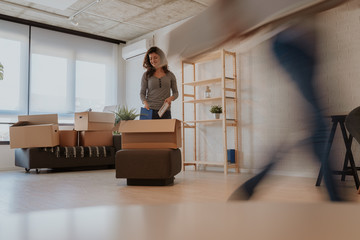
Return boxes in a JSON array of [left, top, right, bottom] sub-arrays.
[[316, 121, 338, 186], [339, 123, 359, 189]]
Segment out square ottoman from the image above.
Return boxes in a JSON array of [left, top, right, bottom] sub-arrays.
[[115, 148, 181, 186]]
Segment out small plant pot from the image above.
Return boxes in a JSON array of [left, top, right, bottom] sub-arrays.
[[214, 113, 221, 119]]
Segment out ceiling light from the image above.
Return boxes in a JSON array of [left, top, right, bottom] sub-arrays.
[[69, 16, 78, 26], [68, 0, 102, 27]]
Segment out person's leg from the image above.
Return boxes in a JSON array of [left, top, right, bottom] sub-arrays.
[[229, 31, 341, 202], [228, 152, 278, 200], [272, 34, 342, 201], [161, 110, 171, 119], [152, 110, 160, 119], [152, 110, 171, 119]]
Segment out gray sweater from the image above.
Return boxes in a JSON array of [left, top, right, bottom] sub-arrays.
[[140, 71, 179, 110]]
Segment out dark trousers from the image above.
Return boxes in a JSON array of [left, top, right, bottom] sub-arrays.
[[231, 30, 341, 201], [151, 110, 171, 119]]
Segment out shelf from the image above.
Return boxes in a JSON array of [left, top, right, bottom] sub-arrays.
[[181, 49, 240, 175], [184, 119, 222, 124], [225, 88, 236, 92], [183, 78, 220, 86], [183, 49, 236, 64], [183, 77, 234, 86], [183, 96, 235, 103], [184, 161, 224, 166], [183, 119, 237, 124], [184, 161, 239, 168], [184, 51, 221, 64], [184, 97, 221, 103]]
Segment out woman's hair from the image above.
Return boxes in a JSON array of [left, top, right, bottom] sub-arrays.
[[143, 46, 169, 78]]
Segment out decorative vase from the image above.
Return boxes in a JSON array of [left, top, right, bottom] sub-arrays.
[[204, 86, 211, 98], [214, 113, 221, 119]]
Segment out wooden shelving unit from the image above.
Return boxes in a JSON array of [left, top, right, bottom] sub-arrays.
[[181, 49, 240, 174]]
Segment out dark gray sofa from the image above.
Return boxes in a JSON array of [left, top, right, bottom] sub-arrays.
[[15, 135, 121, 173]]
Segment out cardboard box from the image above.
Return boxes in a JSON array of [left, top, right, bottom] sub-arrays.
[[74, 111, 115, 131], [117, 119, 181, 149], [59, 130, 78, 147], [79, 131, 113, 147], [10, 114, 59, 149]]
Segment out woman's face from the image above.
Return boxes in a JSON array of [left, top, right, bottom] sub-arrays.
[[149, 52, 161, 69]]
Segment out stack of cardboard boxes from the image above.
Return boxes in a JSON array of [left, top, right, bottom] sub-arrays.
[[114, 119, 182, 186], [10, 112, 115, 149], [74, 112, 115, 147]]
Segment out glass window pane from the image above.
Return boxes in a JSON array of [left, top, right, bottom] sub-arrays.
[[30, 54, 71, 114], [0, 39, 21, 110], [0, 38, 28, 115], [75, 60, 106, 112]]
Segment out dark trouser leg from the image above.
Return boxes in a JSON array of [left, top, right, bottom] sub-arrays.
[[152, 110, 172, 119], [272, 35, 341, 201], [229, 32, 341, 202]]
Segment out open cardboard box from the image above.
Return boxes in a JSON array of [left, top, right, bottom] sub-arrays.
[[79, 130, 113, 147], [74, 111, 115, 131], [117, 119, 181, 149], [10, 114, 59, 149]]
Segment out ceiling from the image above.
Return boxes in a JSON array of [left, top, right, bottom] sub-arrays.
[[0, 0, 215, 44]]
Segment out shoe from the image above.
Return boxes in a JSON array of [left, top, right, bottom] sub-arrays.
[[228, 184, 253, 201]]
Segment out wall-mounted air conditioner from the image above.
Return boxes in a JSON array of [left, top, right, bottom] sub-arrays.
[[122, 38, 154, 60]]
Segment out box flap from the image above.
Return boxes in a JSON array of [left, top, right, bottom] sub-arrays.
[[77, 112, 115, 123], [118, 119, 179, 133], [11, 123, 57, 128], [18, 114, 58, 125], [11, 121, 30, 127]]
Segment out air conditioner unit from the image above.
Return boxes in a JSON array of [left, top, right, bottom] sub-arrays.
[[122, 38, 154, 60]]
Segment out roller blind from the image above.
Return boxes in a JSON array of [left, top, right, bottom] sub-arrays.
[[30, 27, 118, 120]]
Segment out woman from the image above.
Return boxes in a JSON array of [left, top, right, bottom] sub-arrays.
[[140, 46, 178, 119]]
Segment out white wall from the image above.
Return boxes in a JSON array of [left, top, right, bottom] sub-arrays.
[[117, 45, 127, 106], [0, 145, 21, 171], [234, 0, 360, 177], [124, 0, 360, 177], [124, 54, 146, 110]]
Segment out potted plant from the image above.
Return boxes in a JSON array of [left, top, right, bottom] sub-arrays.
[[113, 105, 140, 134], [113, 105, 140, 124], [210, 105, 222, 119]]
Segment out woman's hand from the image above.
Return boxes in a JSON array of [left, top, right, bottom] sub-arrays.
[[165, 96, 174, 105], [143, 101, 150, 110]]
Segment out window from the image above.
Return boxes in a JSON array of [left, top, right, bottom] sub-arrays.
[[0, 20, 29, 118], [30, 54, 70, 114], [75, 60, 106, 112], [30, 27, 118, 121], [0, 22, 119, 140]]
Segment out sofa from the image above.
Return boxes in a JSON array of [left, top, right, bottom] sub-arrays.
[[15, 135, 121, 173]]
